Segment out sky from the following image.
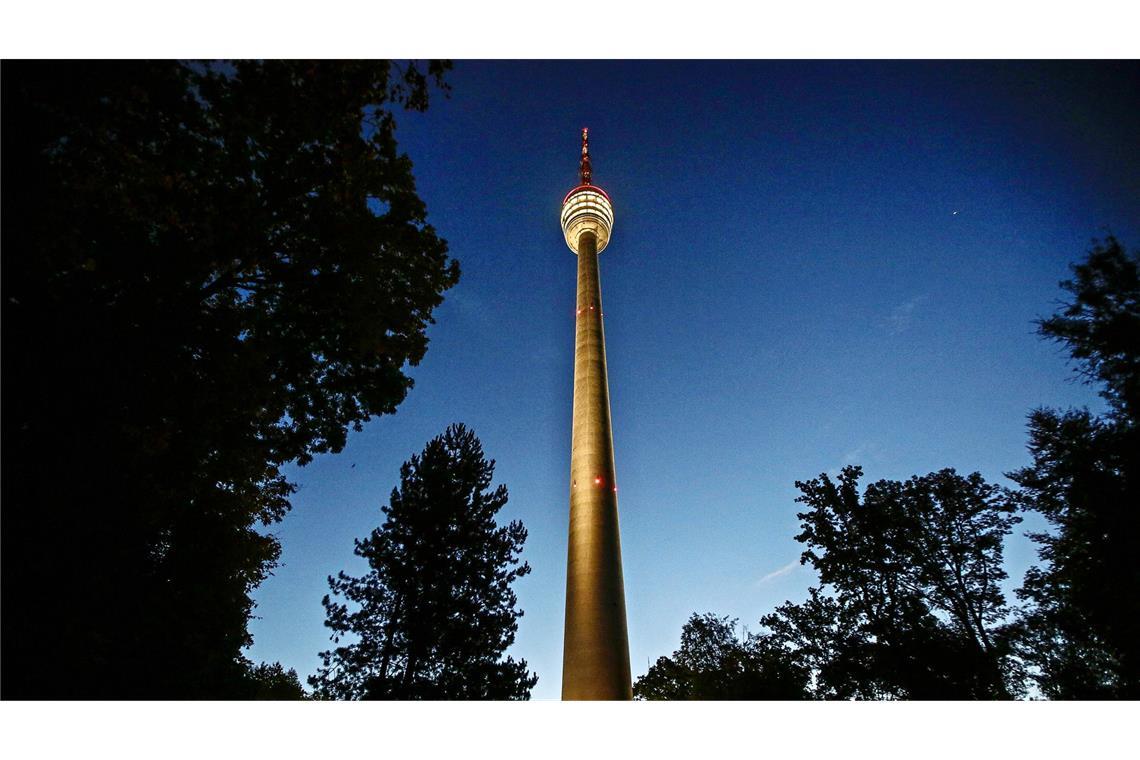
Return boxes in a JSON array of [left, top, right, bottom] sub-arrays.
[[246, 60, 1140, 700]]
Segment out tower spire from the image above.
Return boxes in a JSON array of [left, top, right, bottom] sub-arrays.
[[579, 127, 592, 186]]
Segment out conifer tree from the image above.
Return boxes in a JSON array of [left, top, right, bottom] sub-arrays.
[[1010, 237, 1140, 698], [312, 424, 536, 700]]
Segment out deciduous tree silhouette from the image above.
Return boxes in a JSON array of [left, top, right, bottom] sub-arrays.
[[781, 467, 1021, 699], [788, 467, 1021, 697], [637, 469, 1021, 699], [311, 424, 536, 700], [758, 588, 874, 699], [1009, 236, 1140, 698], [1, 60, 458, 698], [634, 613, 810, 700]]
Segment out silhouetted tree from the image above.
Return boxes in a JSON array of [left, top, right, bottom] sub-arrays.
[[759, 588, 874, 699], [769, 467, 1022, 699], [245, 661, 308, 700], [1009, 237, 1140, 698], [311, 424, 536, 700], [1036, 237, 1140, 420], [1, 60, 458, 698], [634, 613, 810, 700]]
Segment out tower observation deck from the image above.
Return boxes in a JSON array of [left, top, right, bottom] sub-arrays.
[[559, 128, 632, 700]]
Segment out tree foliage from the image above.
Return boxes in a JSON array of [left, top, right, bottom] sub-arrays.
[[1009, 237, 1140, 698], [244, 661, 308, 700], [1, 60, 458, 698], [745, 468, 1021, 700], [634, 613, 811, 700], [311, 424, 536, 700], [1036, 237, 1140, 418], [639, 469, 1021, 700], [758, 588, 872, 699]]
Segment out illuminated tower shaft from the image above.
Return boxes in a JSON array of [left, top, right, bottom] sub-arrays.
[[560, 129, 632, 700]]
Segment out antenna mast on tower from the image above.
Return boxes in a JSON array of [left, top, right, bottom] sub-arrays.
[[579, 127, 592, 186]]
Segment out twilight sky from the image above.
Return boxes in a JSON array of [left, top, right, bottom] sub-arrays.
[[246, 60, 1139, 699]]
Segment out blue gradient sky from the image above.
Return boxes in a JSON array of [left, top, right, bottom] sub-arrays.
[[246, 61, 1139, 699]]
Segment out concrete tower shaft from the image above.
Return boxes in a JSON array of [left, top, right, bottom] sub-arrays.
[[559, 130, 632, 700]]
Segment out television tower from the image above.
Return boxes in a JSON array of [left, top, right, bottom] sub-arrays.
[[559, 129, 632, 700]]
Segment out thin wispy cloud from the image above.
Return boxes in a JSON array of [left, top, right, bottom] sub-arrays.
[[824, 440, 885, 477], [841, 444, 868, 465], [885, 293, 931, 334], [443, 286, 495, 330], [756, 559, 801, 587]]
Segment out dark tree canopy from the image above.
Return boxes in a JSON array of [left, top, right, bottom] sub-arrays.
[[311, 424, 536, 700], [634, 613, 810, 700], [1009, 237, 1140, 698], [1036, 237, 1140, 418], [1, 60, 458, 698], [769, 467, 1021, 699], [244, 661, 308, 700], [758, 588, 871, 700], [637, 468, 1022, 700]]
